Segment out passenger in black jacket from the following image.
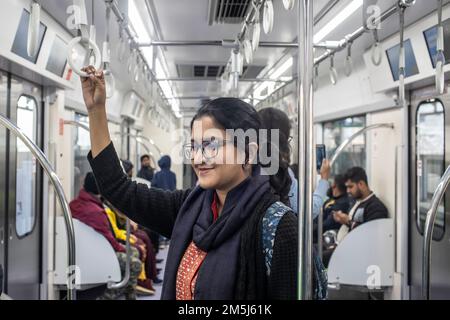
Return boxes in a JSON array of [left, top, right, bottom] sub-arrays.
[[80, 66, 298, 300], [322, 167, 388, 266], [333, 167, 389, 242]]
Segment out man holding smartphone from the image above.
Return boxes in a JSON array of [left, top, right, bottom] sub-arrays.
[[333, 167, 389, 242]]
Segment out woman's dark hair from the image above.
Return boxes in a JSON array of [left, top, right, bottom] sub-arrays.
[[191, 98, 291, 203], [334, 174, 347, 194], [258, 108, 292, 204]]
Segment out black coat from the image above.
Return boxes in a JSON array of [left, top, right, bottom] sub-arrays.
[[350, 194, 389, 230], [88, 143, 298, 300]]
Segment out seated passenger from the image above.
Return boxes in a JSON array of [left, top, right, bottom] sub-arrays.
[[333, 167, 389, 242], [138, 154, 155, 183], [122, 156, 166, 268], [152, 155, 177, 191], [321, 174, 351, 233], [322, 167, 388, 267], [103, 204, 157, 295], [258, 107, 330, 216], [69, 172, 142, 300]]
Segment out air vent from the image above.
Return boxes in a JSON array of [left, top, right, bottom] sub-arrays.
[[208, 0, 251, 25], [178, 65, 225, 78], [177, 64, 264, 79]]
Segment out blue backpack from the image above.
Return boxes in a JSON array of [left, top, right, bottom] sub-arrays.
[[262, 201, 328, 300]]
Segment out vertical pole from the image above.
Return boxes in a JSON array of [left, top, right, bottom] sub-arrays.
[[297, 0, 314, 300]]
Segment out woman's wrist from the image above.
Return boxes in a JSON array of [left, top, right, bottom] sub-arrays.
[[87, 105, 107, 117]]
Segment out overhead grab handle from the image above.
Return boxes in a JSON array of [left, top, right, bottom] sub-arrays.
[[103, 5, 115, 99], [371, 29, 383, 66], [251, 1, 261, 52], [0, 114, 77, 300], [345, 36, 353, 77], [67, 0, 102, 77], [313, 65, 319, 91], [27, 2, 41, 57], [436, 0, 445, 94], [329, 53, 338, 85], [283, 0, 295, 11]]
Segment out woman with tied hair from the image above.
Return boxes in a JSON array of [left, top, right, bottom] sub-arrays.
[[79, 66, 300, 300], [258, 107, 331, 217]]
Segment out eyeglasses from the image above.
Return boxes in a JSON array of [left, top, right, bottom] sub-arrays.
[[183, 139, 233, 160]]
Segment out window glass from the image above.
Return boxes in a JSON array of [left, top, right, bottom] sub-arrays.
[[323, 116, 366, 176], [72, 113, 90, 199], [416, 100, 445, 240], [386, 39, 419, 81], [16, 95, 38, 237], [423, 18, 450, 68]]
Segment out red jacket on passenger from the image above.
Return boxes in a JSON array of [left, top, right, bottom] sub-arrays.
[[69, 188, 125, 253]]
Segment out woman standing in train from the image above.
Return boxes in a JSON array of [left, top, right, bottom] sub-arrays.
[[80, 66, 299, 300]]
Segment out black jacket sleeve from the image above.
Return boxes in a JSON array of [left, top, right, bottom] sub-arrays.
[[87, 142, 191, 238], [268, 212, 298, 300]]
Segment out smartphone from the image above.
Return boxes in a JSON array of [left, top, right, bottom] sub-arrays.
[[316, 144, 326, 172]]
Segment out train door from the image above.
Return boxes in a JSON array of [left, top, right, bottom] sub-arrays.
[[0, 72, 43, 299], [410, 90, 450, 299]]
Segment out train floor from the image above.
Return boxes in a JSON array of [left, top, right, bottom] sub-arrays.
[[138, 244, 169, 301]]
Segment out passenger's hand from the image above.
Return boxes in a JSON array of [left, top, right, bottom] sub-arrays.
[[320, 159, 331, 180], [80, 65, 106, 113], [333, 211, 349, 225]]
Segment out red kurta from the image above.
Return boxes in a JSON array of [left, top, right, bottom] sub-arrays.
[[176, 193, 219, 300]]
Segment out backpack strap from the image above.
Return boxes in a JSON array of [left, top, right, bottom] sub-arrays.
[[262, 201, 292, 276], [262, 202, 329, 300]]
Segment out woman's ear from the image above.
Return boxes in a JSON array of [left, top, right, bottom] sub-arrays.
[[247, 142, 259, 165]]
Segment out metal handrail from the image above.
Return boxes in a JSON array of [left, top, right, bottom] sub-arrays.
[[63, 119, 134, 291], [330, 123, 395, 168], [0, 114, 76, 300], [422, 165, 450, 300], [107, 218, 131, 289]]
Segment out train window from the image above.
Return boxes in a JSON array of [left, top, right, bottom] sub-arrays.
[[11, 9, 47, 64], [15, 95, 38, 238], [323, 116, 366, 176], [423, 18, 450, 68], [416, 100, 445, 240], [46, 36, 67, 77], [72, 113, 90, 199], [386, 39, 419, 81]]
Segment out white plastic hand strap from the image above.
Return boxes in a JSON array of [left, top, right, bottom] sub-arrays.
[[282, 0, 295, 11], [371, 29, 382, 66], [67, 37, 102, 77], [329, 55, 338, 85], [263, 0, 274, 34], [243, 39, 253, 64], [436, 25, 445, 94], [313, 65, 319, 91], [27, 2, 41, 57], [345, 38, 353, 77]]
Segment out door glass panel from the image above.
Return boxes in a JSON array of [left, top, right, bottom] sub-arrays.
[[72, 113, 90, 199], [15, 95, 37, 237], [323, 116, 367, 176], [416, 100, 445, 240]]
